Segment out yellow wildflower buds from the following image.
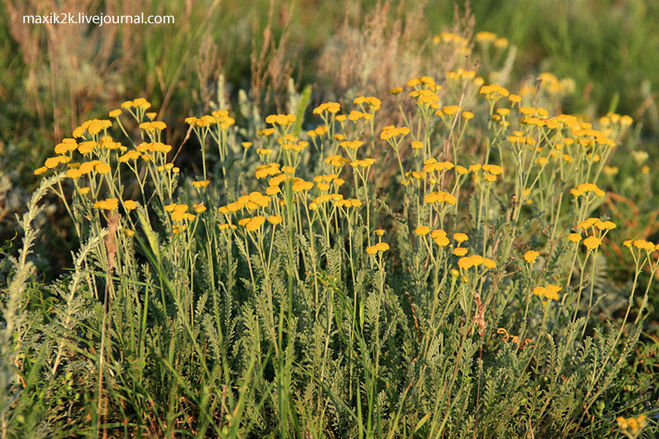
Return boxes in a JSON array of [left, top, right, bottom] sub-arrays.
[[366, 242, 389, 255], [453, 233, 468, 243], [44, 155, 71, 169], [568, 233, 582, 243], [340, 140, 364, 150], [95, 162, 112, 174], [313, 102, 340, 115], [54, 138, 78, 154], [350, 158, 376, 168], [415, 226, 431, 236], [453, 247, 468, 256], [124, 200, 138, 210], [192, 180, 210, 189], [523, 250, 539, 264], [93, 198, 119, 211], [570, 183, 605, 198], [267, 215, 283, 225], [431, 229, 450, 246], [424, 191, 457, 205], [255, 163, 281, 179], [533, 284, 561, 301], [292, 180, 314, 193], [325, 155, 351, 168], [336, 198, 362, 208], [380, 125, 410, 140], [265, 114, 297, 126], [616, 414, 646, 436], [457, 255, 496, 270], [582, 236, 602, 251], [118, 150, 140, 162]]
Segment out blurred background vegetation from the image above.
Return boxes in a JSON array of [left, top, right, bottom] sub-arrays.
[[1, 0, 657, 291]]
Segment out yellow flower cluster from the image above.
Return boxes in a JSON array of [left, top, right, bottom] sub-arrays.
[[479, 84, 509, 100], [380, 125, 411, 140], [219, 192, 270, 214], [265, 114, 297, 126], [93, 198, 119, 211], [423, 159, 454, 174], [623, 239, 658, 251], [353, 96, 381, 110], [165, 203, 196, 222], [139, 121, 167, 132], [616, 415, 647, 436], [366, 242, 390, 255], [350, 158, 376, 168], [424, 191, 457, 205], [312, 102, 340, 115], [121, 98, 151, 110], [72, 119, 112, 137], [340, 140, 364, 150], [457, 255, 496, 270], [570, 183, 605, 197], [136, 142, 172, 154], [523, 250, 539, 264], [533, 284, 561, 301]]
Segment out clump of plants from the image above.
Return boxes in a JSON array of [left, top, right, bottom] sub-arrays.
[[2, 30, 657, 439]]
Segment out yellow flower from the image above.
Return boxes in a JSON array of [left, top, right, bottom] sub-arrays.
[[192, 180, 210, 189], [532, 286, 546, 297], [545, 284, 561, 301], [118, 150, 140, 162], [415, 226, 431, 236], [292, 180, 314, 193], [267, 215, 283, 225], [523, 250, 539, 264], [95, 162, 112, 174], [424, 191, 457, 205], [632, 240, 655, 251], [93, 198, 119, 211], [583, 236, 602, 251], [453, 247, 468, 256], [375, 229, 385, 237], [243, 216, 265, 232], [366, 242, 389, 255], [66, 168, 82, 179], [431, 229, 449, 246], [78, 187, 90, 195], [570, 183, 605, 198], [594, 220, 616, 231], [194, 203, 207, 213], [453, 233, 468, 243], [124, 200, 138, 210]]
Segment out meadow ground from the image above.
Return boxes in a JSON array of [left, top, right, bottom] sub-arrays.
[[1, 1, 658, 437]]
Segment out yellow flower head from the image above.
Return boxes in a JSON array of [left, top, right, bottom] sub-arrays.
[[192, 180, 210, 189], [93, 198, 119, 211], [267, 215, 283, 225], [453, 247, 468, 256], [523, 250, 539, 264], [124, 200, 139, 210], [453, 233, 468, 243], [583, 236, 602, 251]]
